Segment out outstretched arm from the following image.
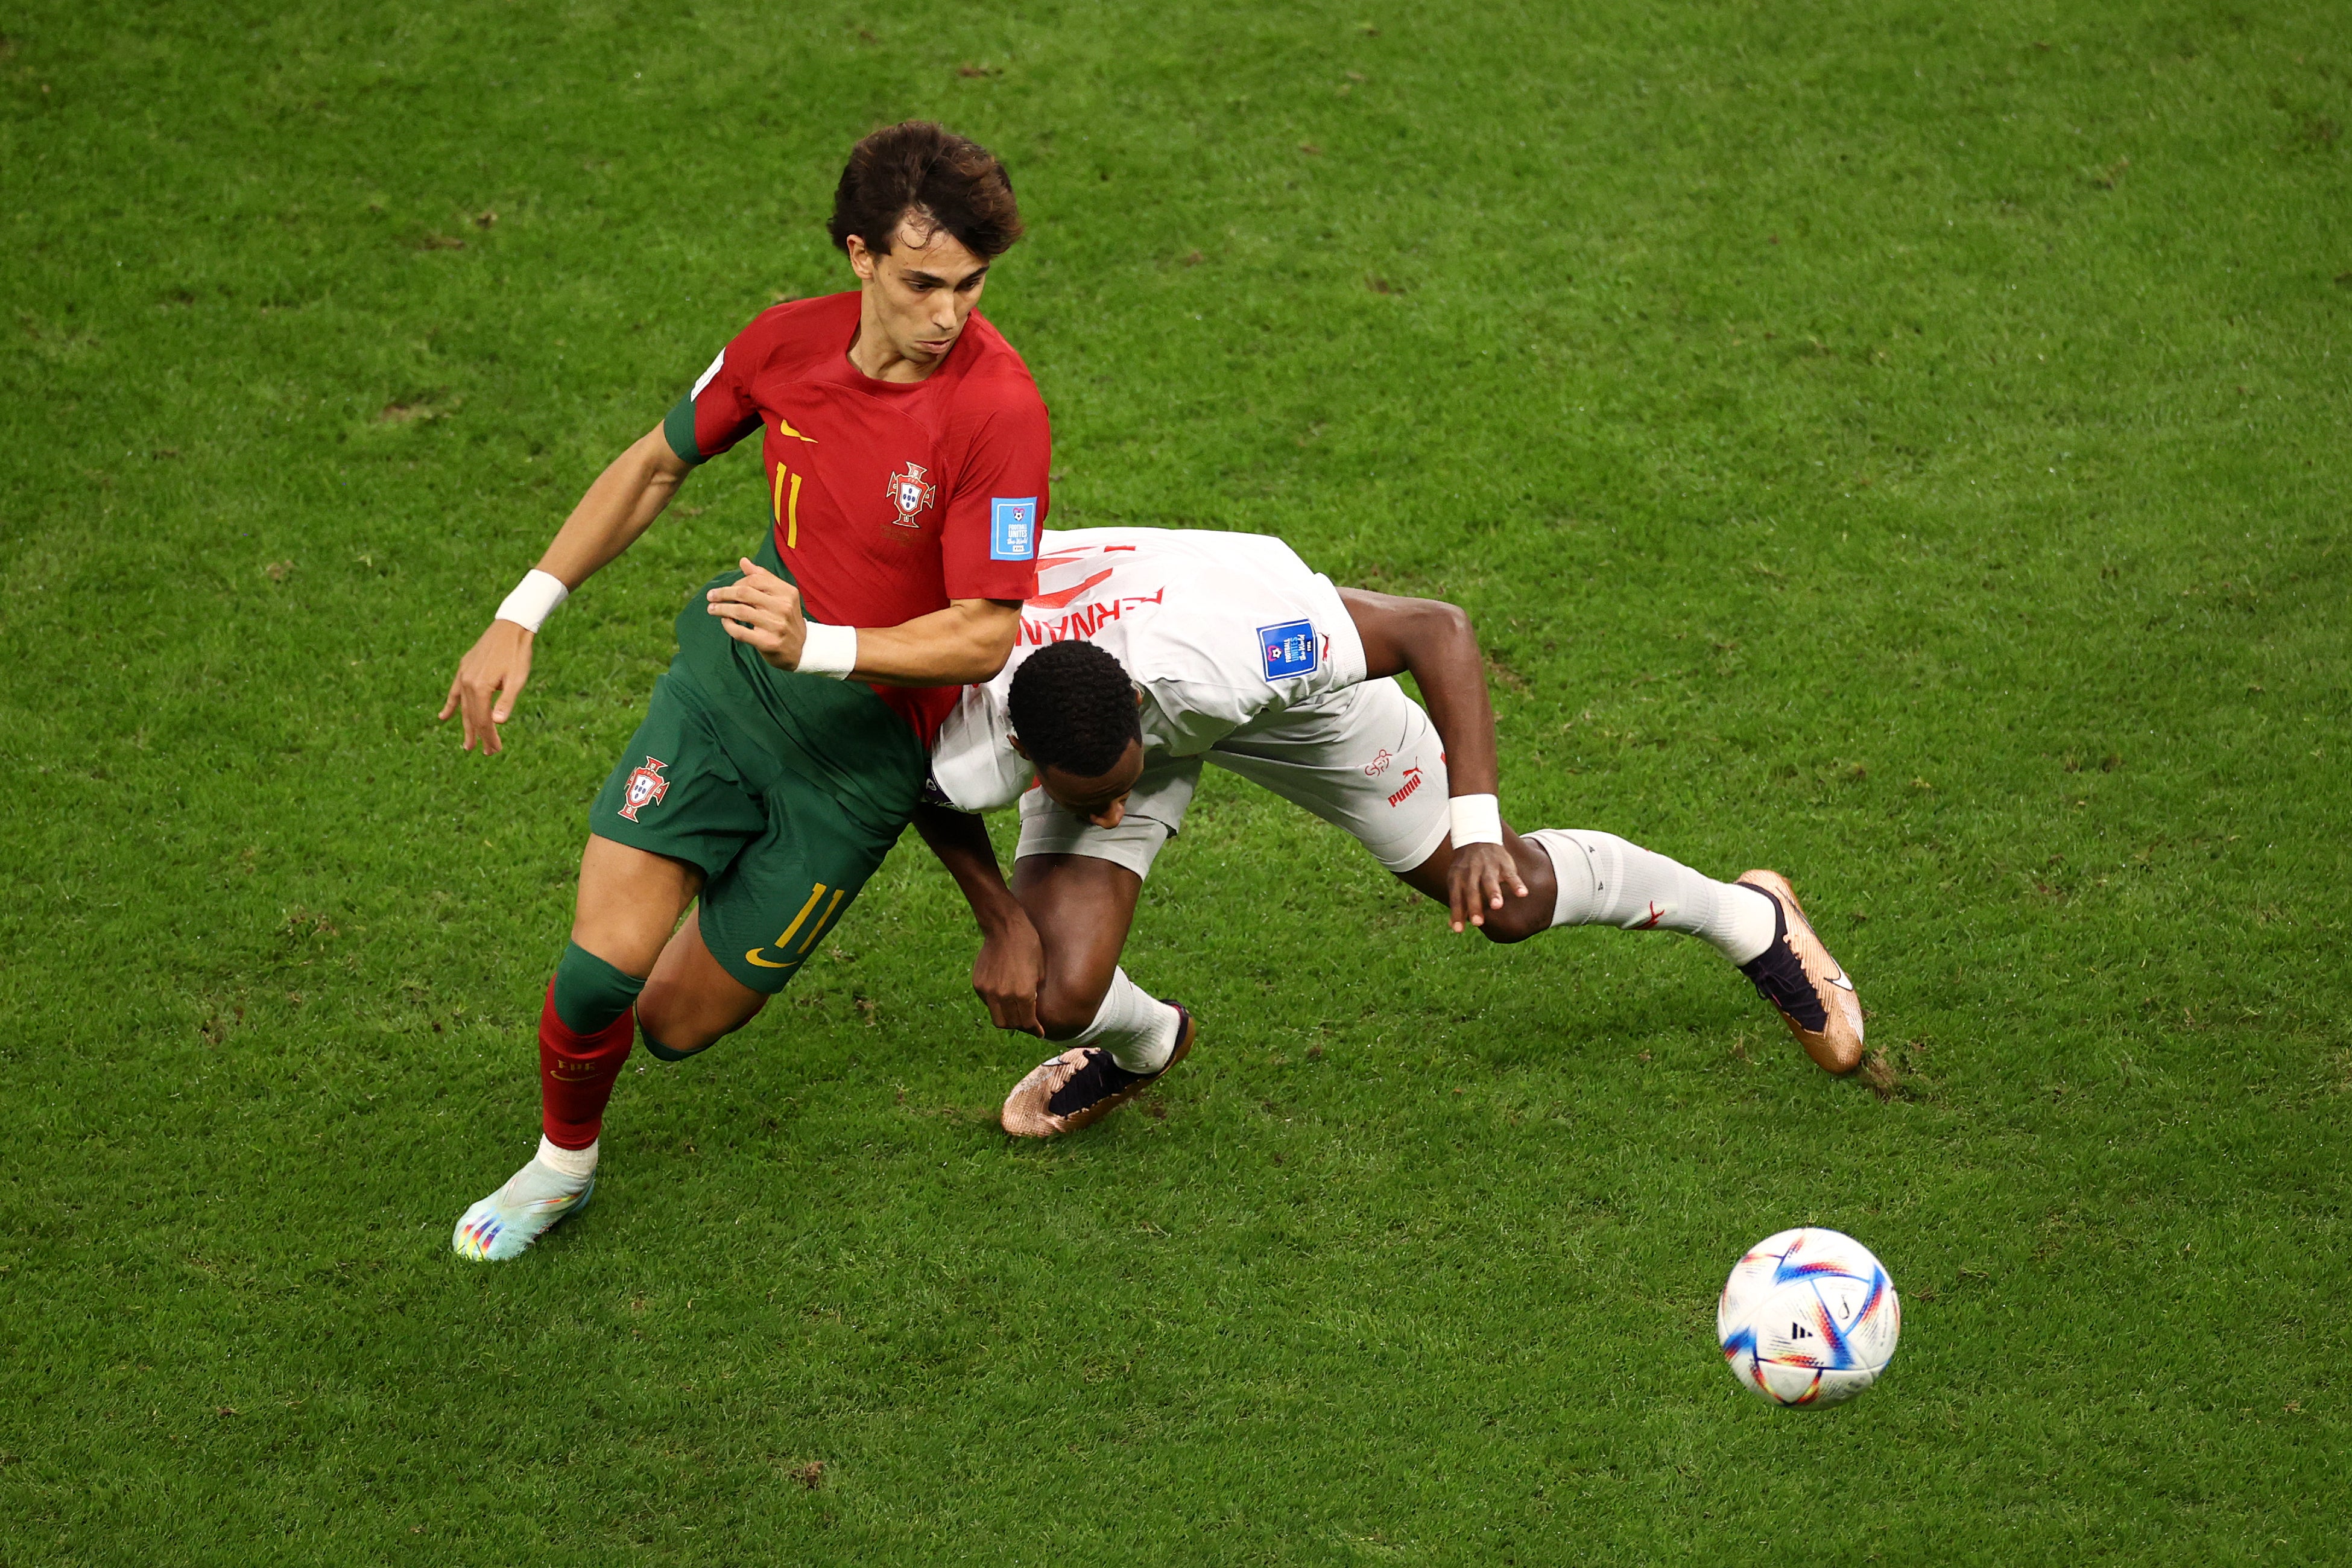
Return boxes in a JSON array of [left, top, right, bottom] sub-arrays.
[[911, 802, 1045, 1034], [703, 560, 1022, 687], [440, 425, 695, 753], [1338, 587, 1531, 932]]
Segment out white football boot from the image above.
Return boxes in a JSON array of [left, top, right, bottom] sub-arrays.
[[452, 1152, 595, 1261]]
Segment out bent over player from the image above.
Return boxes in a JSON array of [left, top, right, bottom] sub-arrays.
[[440, 123, 1049, 1259], [912, 528, 1864, 1136]]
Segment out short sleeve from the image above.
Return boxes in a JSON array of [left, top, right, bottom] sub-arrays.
[[938, 394, 1051, 602], [1298, 572, 1370, 698], [929, 684, 1030, 811], [661, 334, 765, 466]]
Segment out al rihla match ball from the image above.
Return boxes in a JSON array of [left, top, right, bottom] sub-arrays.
[[1717, 1227, 1900, 1408]]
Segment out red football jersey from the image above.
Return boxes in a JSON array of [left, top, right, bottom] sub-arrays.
[[663, 291, 1049, 741]]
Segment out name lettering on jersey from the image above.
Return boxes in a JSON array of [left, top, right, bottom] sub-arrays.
[[887, 462, 937, 527], [990, 497, 1039, 561], [1258, 619, 1320, 680], [1026, 567, 1114, 611], [1017, 588, 1166, 645]]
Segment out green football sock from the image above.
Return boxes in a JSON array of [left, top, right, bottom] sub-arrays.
[[551, 941, 646, 1034]]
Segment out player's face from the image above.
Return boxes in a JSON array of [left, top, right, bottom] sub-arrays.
[[846, 217, 990, 370], [1037, 739, 1146, 829]]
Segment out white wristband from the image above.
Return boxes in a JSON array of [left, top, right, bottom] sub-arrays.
[[1449, 793, 1503, 849], [494, 569, 569, 633], [795, 619, 858, 678]]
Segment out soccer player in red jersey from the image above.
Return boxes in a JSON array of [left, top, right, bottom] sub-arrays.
[[441, 123, 1050, 1260]]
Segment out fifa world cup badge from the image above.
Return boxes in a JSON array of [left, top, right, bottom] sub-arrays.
[[886, 462, 937, 527], [618, 757, 671, 821]]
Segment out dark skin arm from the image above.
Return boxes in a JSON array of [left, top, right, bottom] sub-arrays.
[[911, 803, 1045, 1034], [1338, 587, 1537, 932]]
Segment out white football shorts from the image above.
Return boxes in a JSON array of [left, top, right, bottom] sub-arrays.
[[1014, 677, 1453, 879]]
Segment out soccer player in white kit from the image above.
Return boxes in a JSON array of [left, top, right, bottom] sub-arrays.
[[912, 527, 1865, 1136]]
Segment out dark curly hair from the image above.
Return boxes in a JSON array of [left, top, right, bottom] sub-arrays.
[[1007, 641, 1140, 778], [827, 121, 1024, 260]]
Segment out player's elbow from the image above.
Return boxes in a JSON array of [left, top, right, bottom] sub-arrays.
[[1427, 598, 1475, 643], [630, 423, 695, 484], [1399, 597, 1477, 671]]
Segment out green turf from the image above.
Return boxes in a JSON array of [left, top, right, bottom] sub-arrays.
[[4, 0, 2348, 1560]]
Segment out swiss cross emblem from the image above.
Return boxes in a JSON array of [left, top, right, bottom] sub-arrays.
[[618, 756, 670, 821], [886, 461, 936, 527]]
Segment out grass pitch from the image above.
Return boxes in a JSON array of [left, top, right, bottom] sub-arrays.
[[4, 1, 2349, 1561]]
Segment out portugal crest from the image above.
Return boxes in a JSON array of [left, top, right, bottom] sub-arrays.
[[886, 461, 937, 527], [618, 756, 670, 822]]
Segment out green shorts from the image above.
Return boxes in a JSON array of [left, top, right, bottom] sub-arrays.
[[589, 587, 925, 994]]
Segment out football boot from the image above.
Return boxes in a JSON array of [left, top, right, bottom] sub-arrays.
[[452, 1155, 595, 1261], [1734, 870, 1864, 1074], [1001, 1004, 1196, 1139]]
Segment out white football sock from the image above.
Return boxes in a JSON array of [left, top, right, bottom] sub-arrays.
[[536, 1135, 598, 1181], [1068, 968, 1182, 1075], [1522, 829, 1776, 966]]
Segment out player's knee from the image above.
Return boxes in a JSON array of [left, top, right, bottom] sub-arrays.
[[1478, 901, 1551, 946]]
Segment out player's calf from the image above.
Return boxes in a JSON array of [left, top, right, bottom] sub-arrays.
[[637, 908, 769, 1059], [1517, 830, 1863, 1074], [1035, 975, 1114, 1040]]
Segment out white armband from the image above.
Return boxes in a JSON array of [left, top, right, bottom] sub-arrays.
[[1449, 793, 1503, 849], [795, 620, 858, 678], [494, 569, 569, 633]]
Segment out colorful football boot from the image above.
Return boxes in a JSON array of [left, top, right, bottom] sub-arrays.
[[1734, 870, 1865, 1074], [452, 1155, 595, 1261], [1000, 1004, 1196, 1139]]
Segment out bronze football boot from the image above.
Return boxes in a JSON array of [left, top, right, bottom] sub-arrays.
[[1001, 1004, 1197, 1137], [1734, 870, 1864, 1074]]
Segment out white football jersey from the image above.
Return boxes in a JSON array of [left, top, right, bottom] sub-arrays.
[[929, 527, 1370, 811]]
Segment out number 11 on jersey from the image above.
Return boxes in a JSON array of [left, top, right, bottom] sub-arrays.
[[772, 461, 804, 548]]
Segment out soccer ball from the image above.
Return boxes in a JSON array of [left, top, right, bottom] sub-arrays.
[[1717, 1227, 1900, 1408]]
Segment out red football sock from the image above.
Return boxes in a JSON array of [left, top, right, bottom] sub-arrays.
[[539, 978, 636, 1149]]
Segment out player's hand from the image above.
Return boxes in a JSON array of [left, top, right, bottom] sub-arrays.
[[706, 557, 809, 671], [438, 619, 536, 754], [972, 908, 1045, 1035], [1447, 841, 1530, 934]]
